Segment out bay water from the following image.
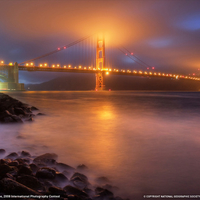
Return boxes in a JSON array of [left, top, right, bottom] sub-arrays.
[[1, 91, 200, 199]]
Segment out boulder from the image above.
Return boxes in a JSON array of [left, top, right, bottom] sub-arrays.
[[17, 175, 44, 191], [56, 162, 75, 171], [29, 163, 39, 173], [63, 185, 89, 198], [0, 149, 6, 154], [0, 164, 13, 179], [77, 164, 88, 170], [0, 178, 39, 195], [48, 186, 66, 195], [36, 167, 56, 179], [18, 165, 32, 176], [33, 153, 58, 165], [6, 152, 18, 159], [21, 151, 31, 157]]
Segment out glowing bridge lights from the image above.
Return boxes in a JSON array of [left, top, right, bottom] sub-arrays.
[[26, 63, 29, 66], [84, 67, 87, 70], [57, 48, 60, 50], [30, 63, 34, 66], [39, 64, 43, 67], [106, 72, 109, 75], [9, 63, 13, 66], [52, 65, 55, 68], [68, 65, 71, 68], [57, 64, 60, 67], [79, 66, 82, 69], [139, 71, 142, 74], [1, 61, 4, 64], [64, 47, 66, 49], [64, 65, 66, 68], [131, 53, 133, 55]]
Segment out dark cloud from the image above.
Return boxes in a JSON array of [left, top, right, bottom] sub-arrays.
[[0, 0, 200, 83]]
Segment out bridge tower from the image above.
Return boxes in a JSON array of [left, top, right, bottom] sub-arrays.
[[95, 35, 105, 90]]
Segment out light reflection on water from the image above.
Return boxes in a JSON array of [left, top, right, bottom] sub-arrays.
[[1, 91, 200, 199]]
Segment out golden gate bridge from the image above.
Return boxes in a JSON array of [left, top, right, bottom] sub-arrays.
[[0, 33, 199, 91]]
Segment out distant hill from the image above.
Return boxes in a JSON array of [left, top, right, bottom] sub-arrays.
[[25, 74, 200, 91]]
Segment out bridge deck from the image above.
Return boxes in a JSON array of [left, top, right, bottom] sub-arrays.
[[18, 66, 200, 81]]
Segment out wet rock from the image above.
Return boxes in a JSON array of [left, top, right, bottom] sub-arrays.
[[0, 164, 13, 178], [36, 167, 56, 179], [95, 187, 114, 199], [8, 160, 19, 167], [33, 153, 58, 165], [0, 93, 41, 123], [0, 149, 6, 154], [70, 172, 89, 184], [18, 165, 32, 176], [0, 178, 39, 195], [14, 107, 26, 115], [6, 152, 19, 159], [77, 164, 88, 170], [21, 151, 31, 157], [48, 186, 66, 195], [95, 187, 105, 195], [63, 185, 89, 198], [62, 170, 71, 178], [84, 188, 95, 197], [4, 173, 15, 180], [37, 113, 45, 115], [31, 106, 38, 111], [56, 162, 75, 171], [55, 172, 68, 182], [16, 158, 28, 165], [29, 163, 39, 173], [26, 117, 34, 121], [0, 159, 12, 165], [17, 175, 44, 191]]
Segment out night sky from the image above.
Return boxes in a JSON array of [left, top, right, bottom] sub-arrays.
[[0, 0, 200, 84]]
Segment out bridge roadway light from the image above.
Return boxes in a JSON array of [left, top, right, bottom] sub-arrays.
[[26, 63, 29, 66], [106, 72, 109, 75], [57, 64, 60, 67], [84, 67, 86, 70], [64, 65, 66, 68], [52, 65, 55, 68], [30, 63, 33, 66], [40, 64, 43, 67], [0, 61, 4, 64], [79, 66, 82, 69], [9, 62, 13, 66], [44, 63, 47, 67], [68, 65, 71, 68]]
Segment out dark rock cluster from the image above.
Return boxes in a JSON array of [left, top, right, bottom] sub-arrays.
[[0, 93, 43, 123], [0, 149, 129, 200]]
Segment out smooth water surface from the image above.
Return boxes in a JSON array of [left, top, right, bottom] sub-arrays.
[[1, 91, 200, 199]]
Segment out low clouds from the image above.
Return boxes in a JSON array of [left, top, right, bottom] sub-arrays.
[[0, 0, 200, 83]]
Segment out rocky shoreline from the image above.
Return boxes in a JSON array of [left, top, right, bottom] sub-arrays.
[[0, 150, 129, 200], [0, 93, 43, 123]]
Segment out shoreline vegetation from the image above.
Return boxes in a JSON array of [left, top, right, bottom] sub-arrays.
[[0, 93, 129, 200], [0, 150, 128, 200], [0, 93, 43, 123]]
